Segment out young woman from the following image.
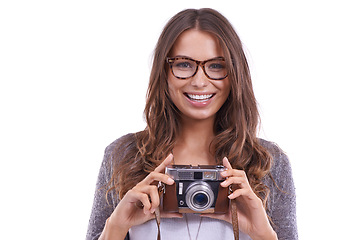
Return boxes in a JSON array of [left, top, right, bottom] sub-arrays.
[[86, 8, 297, 240]]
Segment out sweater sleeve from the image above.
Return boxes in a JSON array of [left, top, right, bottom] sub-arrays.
[[86, 135, 133, 240], [262, 140, 298, 240]]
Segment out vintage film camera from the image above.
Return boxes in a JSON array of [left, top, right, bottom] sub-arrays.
[[162, 165, 230, 214]]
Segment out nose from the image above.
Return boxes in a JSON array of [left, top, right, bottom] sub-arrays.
[[190, 67, 209, 88]]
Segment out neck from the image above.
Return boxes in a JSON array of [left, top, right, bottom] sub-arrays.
[[180, 117, 215, 145], [173, 116, 216, 165]]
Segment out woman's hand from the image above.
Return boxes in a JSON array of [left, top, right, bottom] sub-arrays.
[[100, 153, 181, 240], [202, 157, 277, 240]]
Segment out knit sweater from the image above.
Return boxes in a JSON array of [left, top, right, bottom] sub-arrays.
[[86, 134, 298, 240]]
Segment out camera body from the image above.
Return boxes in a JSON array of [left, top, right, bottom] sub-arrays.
[[163, 165, 229, 214]]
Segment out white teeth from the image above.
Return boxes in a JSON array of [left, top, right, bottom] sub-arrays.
[[187, 94, 214, 101]]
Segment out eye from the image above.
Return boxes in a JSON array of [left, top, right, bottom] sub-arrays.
[[208, 63, 225, 71], [174, 61, 193, 70]]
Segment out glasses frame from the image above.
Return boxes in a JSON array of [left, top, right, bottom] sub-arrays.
[[166, 56, 228, 80]]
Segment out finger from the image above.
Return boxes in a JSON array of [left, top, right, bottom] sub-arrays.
[[220, 176, 245, 187], [147, 185, 160, 213], [223, 157, 232, 169], [221, 157, 234, 177], [131, 184, 161, 214], [154, 153, 174, 173], [221, 168, 246, 178], [142, 171, 174, 186], [228, 188, 247, 199], [136, 185, 160, 209], [160, 212, 183, 219], [128, 189, 152, 215]]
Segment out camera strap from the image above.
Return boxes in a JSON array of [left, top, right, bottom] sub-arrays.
[[231, 198, 239, 240], [155, 210, 161, 240], [155, 183, 164, 240], [154, 183, 239, 240]]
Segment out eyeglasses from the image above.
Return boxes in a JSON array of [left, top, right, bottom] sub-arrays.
[[166, 56, 228, 80]]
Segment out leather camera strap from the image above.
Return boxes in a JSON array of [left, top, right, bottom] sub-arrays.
[[155, 184, 239, 240], [155, 210, 161, 240], [155, 184, 164, 240], [231, 198, 239, 240]]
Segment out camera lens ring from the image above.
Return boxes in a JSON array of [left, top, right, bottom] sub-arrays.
[[185, 181, 214, 212]]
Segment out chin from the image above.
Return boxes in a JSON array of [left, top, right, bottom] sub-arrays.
[[182, 111, 217, 122]]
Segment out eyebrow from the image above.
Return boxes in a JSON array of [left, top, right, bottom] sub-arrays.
[[172, 55, 192, 59], [172, 55, 225, 61]]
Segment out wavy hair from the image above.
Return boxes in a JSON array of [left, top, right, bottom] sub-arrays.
[[108, 8, 272, 209]]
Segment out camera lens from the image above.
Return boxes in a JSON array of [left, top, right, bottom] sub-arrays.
[[185, 181, 214, 212], [193, 193, 208, 206]]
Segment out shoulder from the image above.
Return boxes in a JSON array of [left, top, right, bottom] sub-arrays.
[[105, 133, 137, 154], [259, 139, 295, 192], [258, 138, 287, 163], [258, 139, 291, 177], [100, 133, 137, 181], [104, 133, 137, 162], [97, 133, 138, 203], [258, 140, 298, 238]]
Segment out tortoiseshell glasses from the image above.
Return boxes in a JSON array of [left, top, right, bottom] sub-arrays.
[[166, 56, 228, 80]]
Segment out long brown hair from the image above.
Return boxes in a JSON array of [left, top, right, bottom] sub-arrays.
[[108, 8, 272, 208]]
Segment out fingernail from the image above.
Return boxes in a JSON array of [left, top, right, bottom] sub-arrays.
[[151, 208, 156, 214], [167, 177, 174, 185]]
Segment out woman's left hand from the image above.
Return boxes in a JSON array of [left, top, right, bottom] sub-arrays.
[[202, 157, 277, 240]]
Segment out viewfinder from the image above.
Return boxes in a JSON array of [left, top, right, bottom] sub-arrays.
[[203, 171, 216, 180], [194, 172, 202, 179]]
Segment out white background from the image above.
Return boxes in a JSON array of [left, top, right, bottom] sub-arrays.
[[1, 0, 344, 239]]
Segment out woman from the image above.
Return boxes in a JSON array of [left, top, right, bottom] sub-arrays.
[[86, 8, 297, 240]]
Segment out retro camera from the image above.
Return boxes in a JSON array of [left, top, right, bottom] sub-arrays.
[[162, 165, 230, 214]]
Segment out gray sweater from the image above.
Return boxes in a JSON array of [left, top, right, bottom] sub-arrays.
[[86, 134, 298, 240]]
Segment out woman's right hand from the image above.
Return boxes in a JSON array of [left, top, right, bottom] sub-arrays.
[[99, 153, 179, 240]]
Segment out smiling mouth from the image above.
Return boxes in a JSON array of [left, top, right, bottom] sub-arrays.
[[185, 93, 215, 102]]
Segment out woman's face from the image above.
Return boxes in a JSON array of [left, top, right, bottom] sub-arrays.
[[167, 29, 231, 123]]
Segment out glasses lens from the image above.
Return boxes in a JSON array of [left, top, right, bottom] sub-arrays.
[[171, 59, 196, 79], [169, 57, 228, 80], [205, 59, 227, 80]]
